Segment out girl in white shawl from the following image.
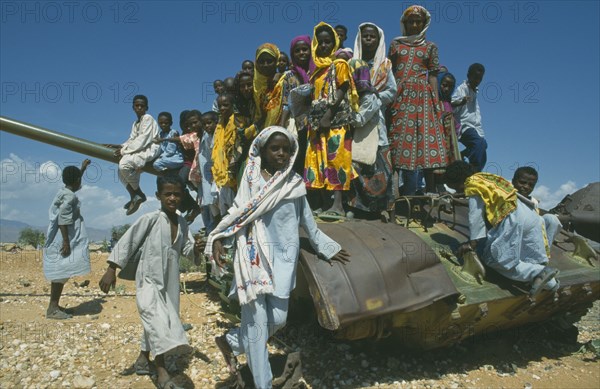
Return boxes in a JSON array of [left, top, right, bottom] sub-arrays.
[[206, 126, 350, 388]]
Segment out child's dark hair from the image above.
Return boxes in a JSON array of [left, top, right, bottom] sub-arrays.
[[179, 110, 190, 131], [442, 72, 456, 83], [158, 112, 173, 123], [334, 24, 347, 34], [468, 63, 485, 75], [157, 174, 185, 192], [280, 52, 289, 59], [444, 161, 475, 186], [132, 95, 148, 106], [316, 24, 334, 38], [185, 109, 202, 122], [62, 166, 82, 186], [202, 111, 218, 122], [513, 166, 538, 180], [235, 70, 253, 85]]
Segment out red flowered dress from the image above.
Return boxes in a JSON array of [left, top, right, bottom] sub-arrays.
[[388, 40, 449, 171]]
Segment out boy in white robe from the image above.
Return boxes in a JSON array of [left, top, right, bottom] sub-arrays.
[[43, 159, 91, 320], [99, 174, 204, 389], [105, 94, 160, 216]]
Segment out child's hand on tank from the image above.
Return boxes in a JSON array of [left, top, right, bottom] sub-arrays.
[[99, 268, 116, 293], [194, 236, 206, 256], [113, 149, 122, 159], [81, 159, 91, 170], [457, 241, 476, 257], [212, 239, 226, 268], [330, 249, 351, 265], [60, 241, 71, 257]]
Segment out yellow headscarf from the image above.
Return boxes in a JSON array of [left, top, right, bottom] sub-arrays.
[[310, 22, 359, 111], [253, 43, 284, 129], [311, 22, 341, 70], [465, 173, 517, 227], [253, 43, 280, 100]]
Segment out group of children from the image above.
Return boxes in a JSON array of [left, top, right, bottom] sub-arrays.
[[41, 6, 565, 388]]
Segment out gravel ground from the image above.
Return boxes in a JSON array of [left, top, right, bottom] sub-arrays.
[[0, 251, 598, 389]]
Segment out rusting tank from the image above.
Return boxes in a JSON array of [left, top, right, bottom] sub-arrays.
[[2, 115, 599, 350]]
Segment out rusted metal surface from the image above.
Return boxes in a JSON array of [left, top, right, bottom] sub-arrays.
[[551, 182, 600, 242], [298, 220, 460, 331]]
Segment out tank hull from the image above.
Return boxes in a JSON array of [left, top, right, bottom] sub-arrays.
[[296, 203, 599, 349]]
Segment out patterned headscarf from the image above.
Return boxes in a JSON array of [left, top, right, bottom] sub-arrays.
[[289, 35, 312, 84], [311, 22, 340, 70], [205, 126, 305, 304], [353, 22, 392, 91], [393, 5, 431, 46], [465, 173, 517, 227]]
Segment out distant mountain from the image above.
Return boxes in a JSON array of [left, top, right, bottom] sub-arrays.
[[0, 219, 111, 243]]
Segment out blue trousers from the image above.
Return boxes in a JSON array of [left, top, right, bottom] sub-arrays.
[[225, 295, 289, 389], [460, 128, 487, 172]]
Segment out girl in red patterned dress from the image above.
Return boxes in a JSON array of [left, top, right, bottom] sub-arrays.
[[388, 5, 449, 194]]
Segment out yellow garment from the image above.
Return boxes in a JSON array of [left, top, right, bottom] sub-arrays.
[[464, 173, 517, 227], [211, 114, 237, 189], [253, 43, 285, 131], [304, 43, 358, 191], [310, 22, 359, 111]]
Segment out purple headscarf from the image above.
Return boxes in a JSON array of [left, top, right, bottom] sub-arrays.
[[289, 35, 312, 84]]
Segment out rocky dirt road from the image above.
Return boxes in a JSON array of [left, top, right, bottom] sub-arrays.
[[0, 250, 598, 388]]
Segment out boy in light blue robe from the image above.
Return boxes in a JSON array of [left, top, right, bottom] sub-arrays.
[[446, 161, 559, 298], [199, 111, 219, 234], [43, 159, 91, 320], [152, 112, 184, 172]]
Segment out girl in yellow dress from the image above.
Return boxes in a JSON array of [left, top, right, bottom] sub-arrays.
[[304, 22, 359, 218]]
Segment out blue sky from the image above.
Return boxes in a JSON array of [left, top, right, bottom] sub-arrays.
[[1, 0, 599, 233]]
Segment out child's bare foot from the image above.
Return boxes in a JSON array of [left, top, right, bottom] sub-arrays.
[[46, 308, 72, 320], [155, 354, 183, 389]]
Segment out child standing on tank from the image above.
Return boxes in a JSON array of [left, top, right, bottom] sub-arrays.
[[199, 111, 220, 234]]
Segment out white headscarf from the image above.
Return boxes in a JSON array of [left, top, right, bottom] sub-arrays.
[[354, 22, 392, 91], [205, 126, 306, 304], [393, 5, 431, 46]]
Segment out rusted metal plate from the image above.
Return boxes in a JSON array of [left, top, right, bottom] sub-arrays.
[[299, 220, 460, 330]]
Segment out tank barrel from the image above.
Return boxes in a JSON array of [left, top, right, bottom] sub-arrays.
[[0, 116, 160, 175]]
